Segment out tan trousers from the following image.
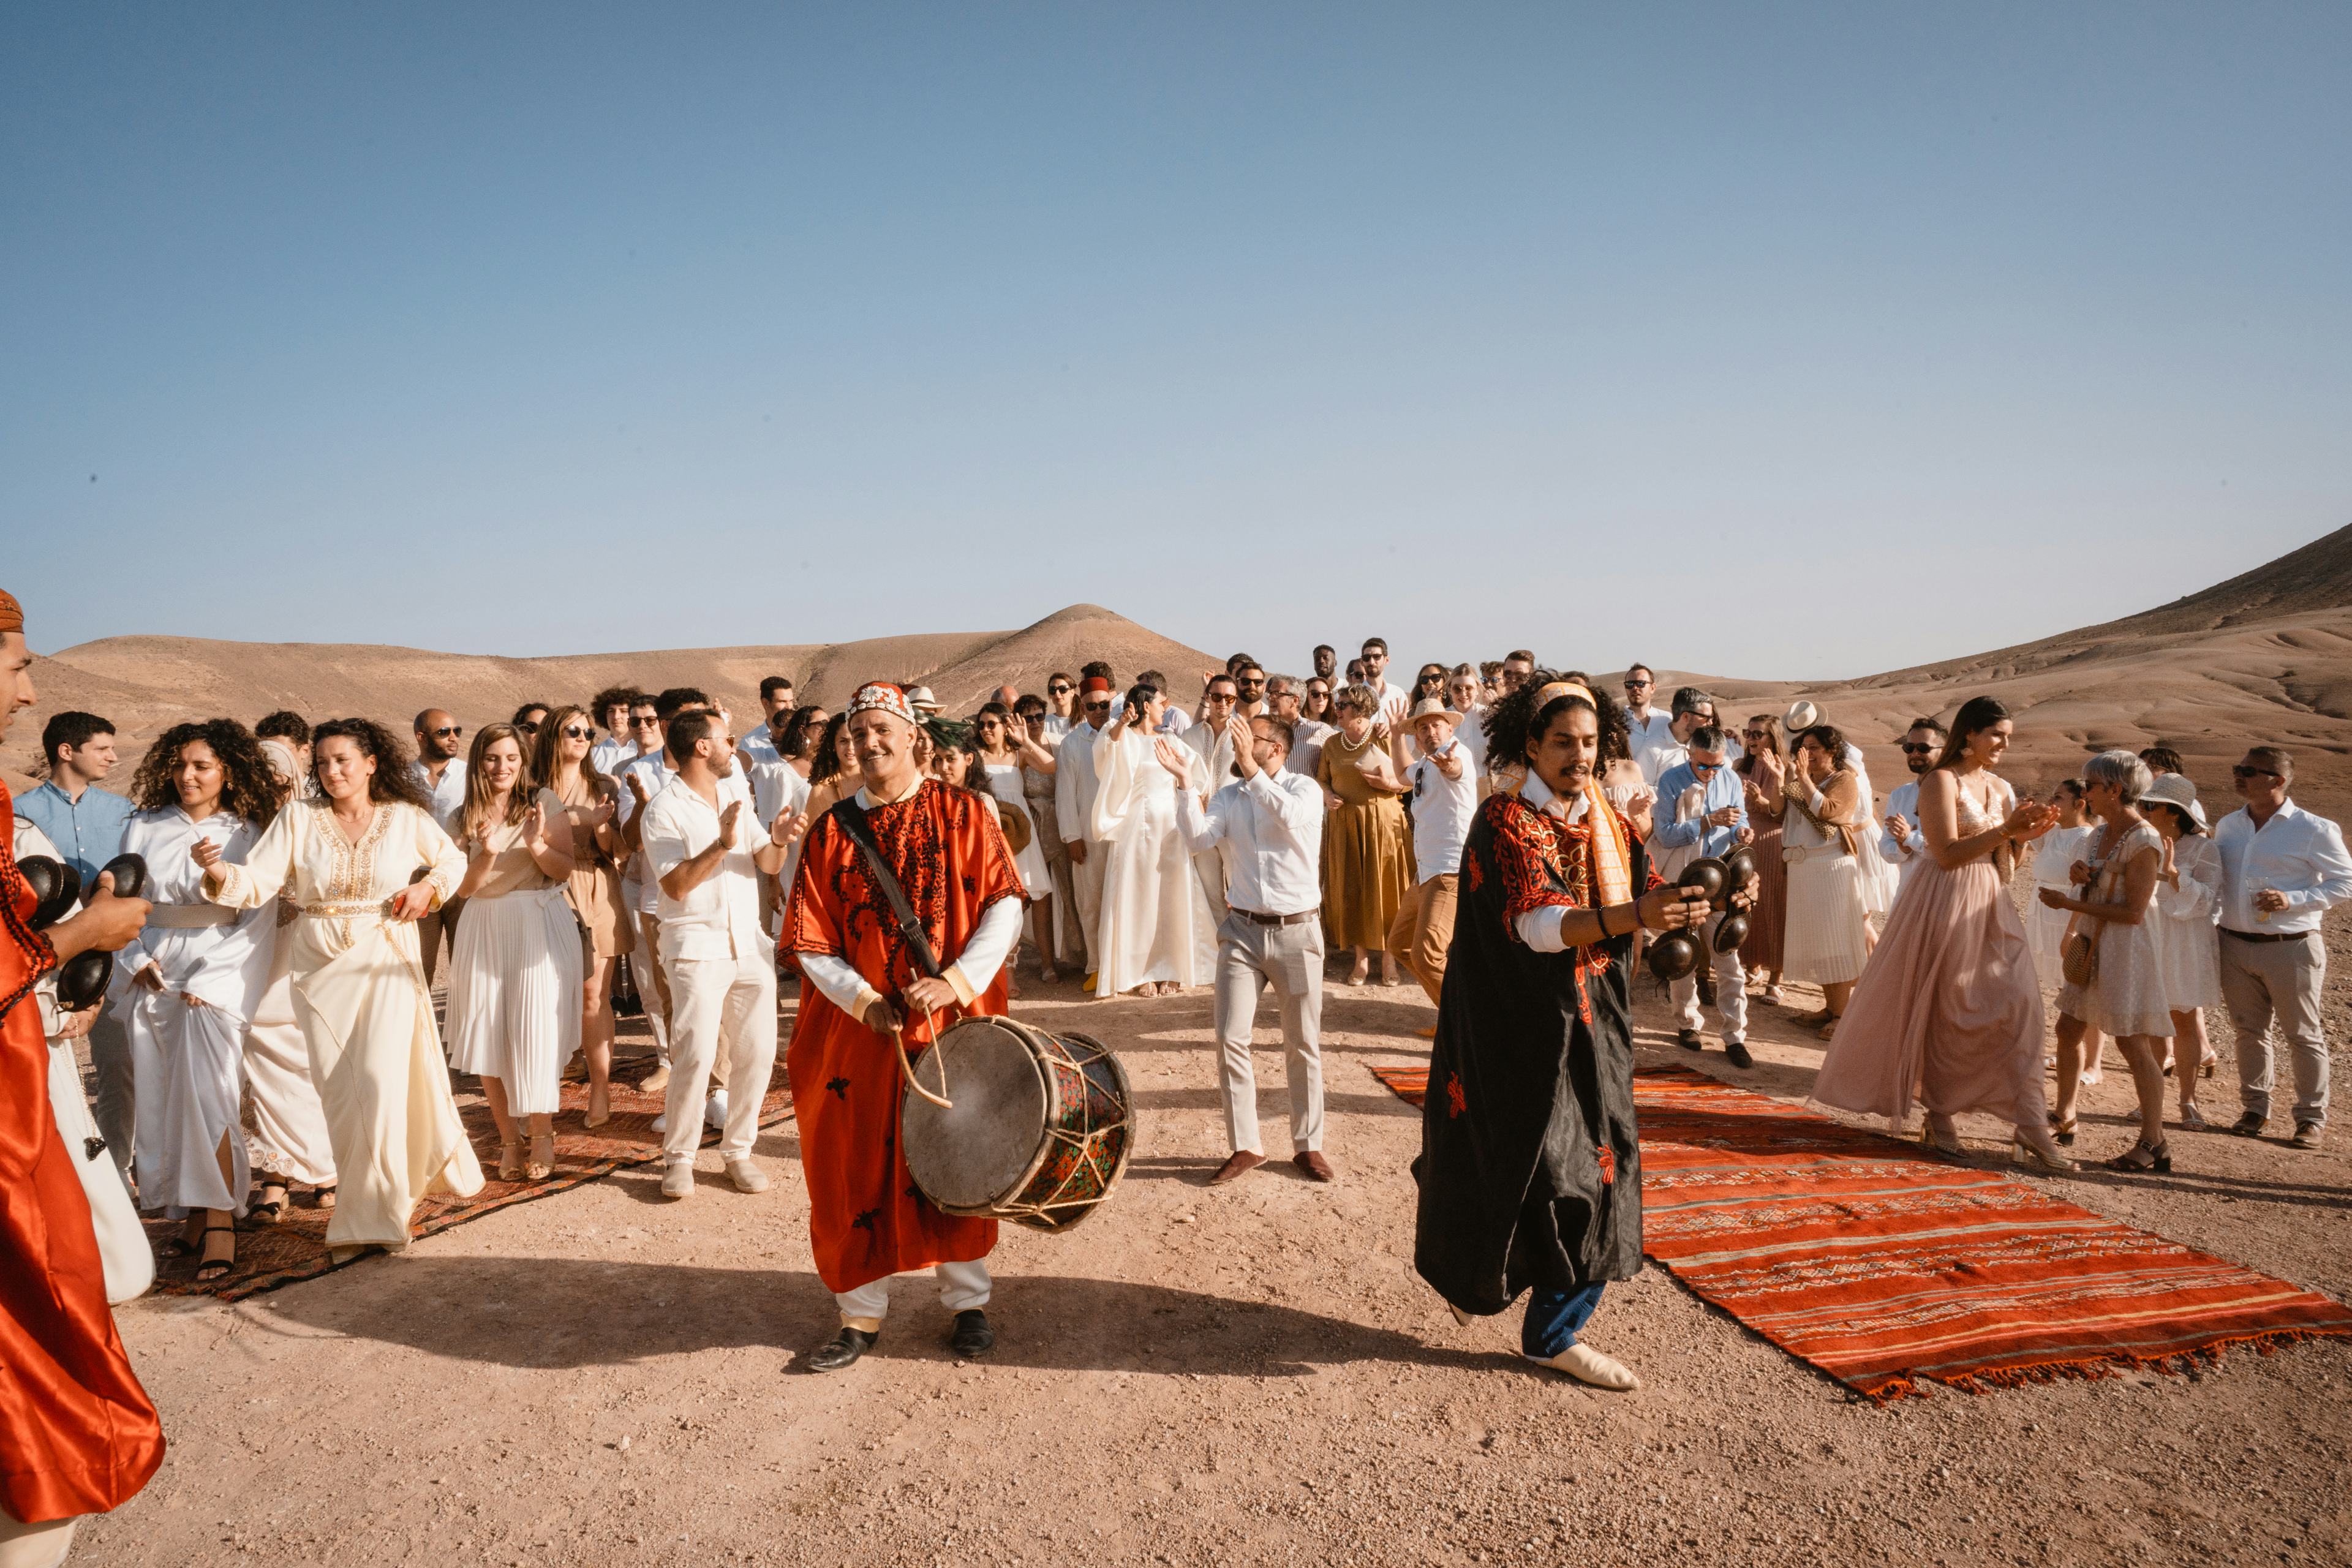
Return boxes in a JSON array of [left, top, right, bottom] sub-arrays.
[[1385, 873, 1459, 1008], [635, 913, 674, 1067]]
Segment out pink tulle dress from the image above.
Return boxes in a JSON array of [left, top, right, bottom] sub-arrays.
[[1812, 779, 2047, 1131]]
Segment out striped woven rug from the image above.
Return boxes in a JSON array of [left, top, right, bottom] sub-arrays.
[[1371, 1063, 2352, 1400]]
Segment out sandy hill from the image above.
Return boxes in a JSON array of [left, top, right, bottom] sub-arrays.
[[11, 532, 2351, 820], [6, 605, 1218, 788]]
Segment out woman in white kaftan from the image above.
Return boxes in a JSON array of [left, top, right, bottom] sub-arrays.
[[202, 720, 483, 1256], [111, 723, 284, 1282], [246, 733, 339, 1206], [1090, 685, 1215, 997]]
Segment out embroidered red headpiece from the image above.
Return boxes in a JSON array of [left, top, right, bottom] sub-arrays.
[[0, 588, 21, 635], [848, 682, 918, 725]]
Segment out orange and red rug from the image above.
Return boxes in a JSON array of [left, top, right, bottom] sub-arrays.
[[1371, 1063, 2352, 1400]]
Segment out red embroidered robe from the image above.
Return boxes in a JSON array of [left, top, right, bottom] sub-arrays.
[[780, 781, 1025, 1294]]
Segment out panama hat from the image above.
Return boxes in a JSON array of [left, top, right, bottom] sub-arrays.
[[2141, 772, 2207, 831], [1407, 696, 1464, 727]]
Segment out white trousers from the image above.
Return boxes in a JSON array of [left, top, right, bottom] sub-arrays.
[[836, 1260, 992, 1322], [1670, 914, 1750, 1044], [1072, 842, 1107, 973], [660, 951, 777, 1164], [0, 1513, 77, 1568]]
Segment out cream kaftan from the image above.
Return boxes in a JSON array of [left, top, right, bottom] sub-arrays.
[[1089, 725, 1215, 995], [206, 800, 482, 1250]]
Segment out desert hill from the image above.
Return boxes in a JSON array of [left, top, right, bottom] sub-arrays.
[[10, 531, 2351, 820]]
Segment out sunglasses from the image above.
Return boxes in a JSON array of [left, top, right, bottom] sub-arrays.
[[428, 725, 463, 738], [516, 721, 541, 733], [1048, 684, 1071, 694], [1237, 677, 1264, 688], [630, 715, 658, 728], [1742, 729, 1768, 740], [1900, 743, 1937, 755], [1084, 698, 1113, 710], [561, 725, 591, 740], [1691, 760, 1724, 773], [2233, 765, 2281, 780]]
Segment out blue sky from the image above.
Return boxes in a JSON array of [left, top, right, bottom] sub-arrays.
[[6, 4, 2347, 679]]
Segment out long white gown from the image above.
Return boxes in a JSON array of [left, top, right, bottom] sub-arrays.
[[1089, 725, 1215, 995], [445, 789, 584, 1117], [111, 807, 276, 1218], [981, 763, 1052, 897], [2154, 831, 2223, 1012], [207, 799, 483, 1250]]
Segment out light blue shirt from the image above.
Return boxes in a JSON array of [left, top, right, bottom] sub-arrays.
[[1649, 758, 1746, 859], [15, 781, 134, 884]]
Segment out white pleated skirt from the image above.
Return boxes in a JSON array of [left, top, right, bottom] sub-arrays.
[[1783, 846, 1871, 986], [445, 886, 584, 1115]]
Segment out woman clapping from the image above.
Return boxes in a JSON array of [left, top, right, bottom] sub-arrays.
[[447, 723, 579, 1182], [537, 706, 630, 1128]]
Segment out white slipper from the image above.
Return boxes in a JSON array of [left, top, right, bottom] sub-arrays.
[[1528, 1343, 1641, 1391]]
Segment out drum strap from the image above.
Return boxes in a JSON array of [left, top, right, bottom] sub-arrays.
[[834, 802, 944, 979], [835, 801, 957, 1111]]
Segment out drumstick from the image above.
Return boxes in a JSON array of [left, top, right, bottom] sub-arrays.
[[892, 1010, 956, 1110]]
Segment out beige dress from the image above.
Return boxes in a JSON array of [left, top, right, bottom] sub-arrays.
[[446, 789, 584, 1116], [1782, 769, 1871, 986], [207, 799, 483, 1250], [1317, 730, 1412, 949], [554, 772, 634, 959]]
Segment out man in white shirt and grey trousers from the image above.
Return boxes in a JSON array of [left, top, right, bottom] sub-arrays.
[[1161, 714, 1333, 1186], [2212, 745, 2352, 1150], [639, 709, 796, 1199]]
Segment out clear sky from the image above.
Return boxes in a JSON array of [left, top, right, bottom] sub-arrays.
[[6, 3, 2348, 680]]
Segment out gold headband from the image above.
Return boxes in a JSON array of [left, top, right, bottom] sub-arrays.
[[1531, 680, 1597, 711]]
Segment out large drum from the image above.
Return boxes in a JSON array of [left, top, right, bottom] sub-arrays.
[[900, 1016, 1134, 1233]]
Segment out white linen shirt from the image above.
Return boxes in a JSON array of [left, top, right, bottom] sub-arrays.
[[639, 771, 767, 963], [410, 758, 469, 837], [2212, 799, 2352, 935], [1054, 720, 1104, 842], [1626, 710, 1678, 786], [1173, 769, 1325, 919], [1879, 778, 1926, 886], [618, 750, 680, 916]]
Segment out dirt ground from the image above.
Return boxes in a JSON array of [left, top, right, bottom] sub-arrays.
[[89, 911, 2352, 1568]]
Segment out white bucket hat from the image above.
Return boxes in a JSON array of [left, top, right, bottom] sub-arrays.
[[2141, 772, 2207, 831]]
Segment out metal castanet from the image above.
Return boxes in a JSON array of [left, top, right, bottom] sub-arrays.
[[19, 855, 80, 930], [900, 1015, 1134, 1234], [1646, 929, 1703, 982]]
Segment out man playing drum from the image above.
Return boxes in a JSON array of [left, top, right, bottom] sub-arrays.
[[780, 683, 1028, 1373]]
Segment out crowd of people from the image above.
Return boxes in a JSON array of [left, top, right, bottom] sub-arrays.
[[6, 592, 2350, 1559]]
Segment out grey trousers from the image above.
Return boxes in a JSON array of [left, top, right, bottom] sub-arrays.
[[86, 1010, 135, 1185], [1212, 913, 1326, 1155], [2220, 931, 2330, 1126]]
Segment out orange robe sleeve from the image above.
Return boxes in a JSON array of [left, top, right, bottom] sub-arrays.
[[779, 782, 1025, 1295], [1, 786, 165, 1524]]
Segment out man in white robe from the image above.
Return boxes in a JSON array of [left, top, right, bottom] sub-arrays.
[[1180, 673, 1242, 922], [1090, 685, 1215, 997], [1055, 678, 1114, 989]]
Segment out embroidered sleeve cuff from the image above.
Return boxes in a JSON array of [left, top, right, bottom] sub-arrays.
[[943, 964, 978, 1007], [208, 863, 250, 908]]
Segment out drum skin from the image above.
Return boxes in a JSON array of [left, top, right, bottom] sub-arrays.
[[902, 1017, 1134, 1232]]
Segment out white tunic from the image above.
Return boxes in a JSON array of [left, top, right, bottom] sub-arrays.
[[1088, 725, 1215, 994], [982, 761, 1051, 897], [2154, 832, 2223, 1013], [112, 807, 276, 1216]]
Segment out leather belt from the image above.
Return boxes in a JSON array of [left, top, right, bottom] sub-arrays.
[[1234, 908, 1319, 926], [2222, 927, 2313, 944]]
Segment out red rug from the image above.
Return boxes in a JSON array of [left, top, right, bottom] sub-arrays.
[[146, 1068, 794, 1303], [1372, 1062, 2352, 1400]]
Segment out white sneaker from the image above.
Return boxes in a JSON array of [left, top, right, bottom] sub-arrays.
[[660, 1163, 695, 1200], [1528, 1343, 1641, 1391], [725, 1158, 769, 1194]]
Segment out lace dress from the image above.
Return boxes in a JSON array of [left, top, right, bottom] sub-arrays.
[[1813, 778, 2048, 1129], [2056, 820, 2174, 1039]]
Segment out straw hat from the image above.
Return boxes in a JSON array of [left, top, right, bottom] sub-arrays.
[[1784, 700, 1821, 732], [1407, 696, 1464, 727], [2141, 772, 2207, 831], [905, 685, 942, 716]]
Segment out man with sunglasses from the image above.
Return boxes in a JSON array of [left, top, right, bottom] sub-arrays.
[[1877, 718, 1948, 895], [1621, 665, 1673, 783], [1232, 662, 1268, 723], [1649, 725, 1754, 1067], [1054, 676, 1117, 988], [2213, 748, 2352, 1149], [410, 708, 470, 987]]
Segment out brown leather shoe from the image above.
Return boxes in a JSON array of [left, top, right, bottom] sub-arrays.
[[1292, 1150, 1336, 1183], [1208, 1150, 1267, 1185]]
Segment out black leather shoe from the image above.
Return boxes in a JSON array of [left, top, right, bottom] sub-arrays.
[[1675, 1029, 1705, 1052], [1724, 1038, 1754, 1069], [2230, 1112, 2267, 1139], [805, 1326, 878, 1372], [949, 1309, 995, 1357]]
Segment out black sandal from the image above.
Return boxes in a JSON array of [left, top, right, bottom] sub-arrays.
[[249, 1181, 290, 1226], [194, 1221, 238, 1283], [2105, 1140, 2173, 1174]]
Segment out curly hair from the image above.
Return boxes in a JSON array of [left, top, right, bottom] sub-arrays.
[[1481, 669, 1630, 771], [310, 718, 435, 810], [127, 719, 287, 825], [809, 712, 852, 787]]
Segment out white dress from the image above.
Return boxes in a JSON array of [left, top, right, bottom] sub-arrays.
[[111, 807, 276, 1217], [2055, 821, 2175, 1039], [2153, 832, 2223, 1013], [1088, 726, 1215, 995], [207, 799, 484, 1250], [445, 789, 585, 1117], [2026, 823, 2095, 985], [981, 762, 1051, 898]]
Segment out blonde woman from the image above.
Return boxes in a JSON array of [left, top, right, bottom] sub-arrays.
[[537, 704, 632, 1128], [446, 723, 579, 1182], [1317, 682, 1412, 986], [198, 718, 480, 1257]]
